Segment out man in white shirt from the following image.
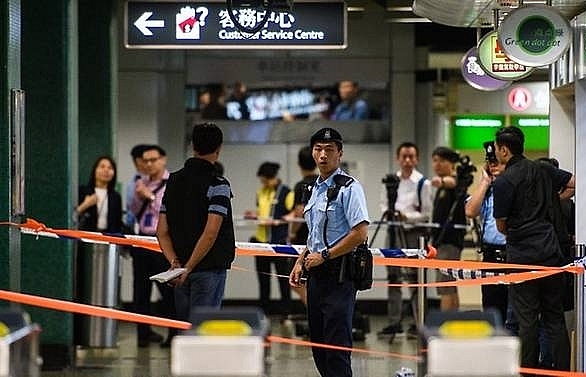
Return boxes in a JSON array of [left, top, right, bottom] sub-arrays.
[[377, 142, 433, 338]]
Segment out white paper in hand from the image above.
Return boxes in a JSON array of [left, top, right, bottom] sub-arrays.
[[149, 268, 187, 283]]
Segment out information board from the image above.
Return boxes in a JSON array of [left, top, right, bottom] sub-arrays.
[[125, 2, 346, 49]]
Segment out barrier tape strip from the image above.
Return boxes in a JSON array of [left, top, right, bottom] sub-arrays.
[[7, 219, 585, 287], [232, 264, 566, 288], [439, 267, 505, 280], [519, 367, 586, 377], [5, 219, 586, 376], [11, 219, 434, 258], [375, 269, 563, 288], [0, 289, 191, 330]]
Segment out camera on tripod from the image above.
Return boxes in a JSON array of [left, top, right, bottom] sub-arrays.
[[382, 174, 400, 219], [456, 154, 476, 191], [382, 174, 400, 191]]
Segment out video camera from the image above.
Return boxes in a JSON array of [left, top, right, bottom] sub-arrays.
[[483, 141, 498, 164], [456, 154, 476, 191], [381, 174, 400, 218], [382, 173, 400, 191]]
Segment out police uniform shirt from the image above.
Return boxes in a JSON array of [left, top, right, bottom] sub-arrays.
[[478, 191, 506, 245], [304, 168, 370, 253]]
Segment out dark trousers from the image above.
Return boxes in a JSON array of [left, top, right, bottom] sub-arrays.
[[254, 256, 292, 315], [480, 245, 508, 324], [307, 271, 356, 377], [510, 273, 570, 375], [131, 247, 176, 340]]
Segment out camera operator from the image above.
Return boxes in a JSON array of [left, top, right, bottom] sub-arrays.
[[464, 141, 507, 324], [430, 146, 468, 311], [377, 142, 432, 338], [492, 126, 574, 373]]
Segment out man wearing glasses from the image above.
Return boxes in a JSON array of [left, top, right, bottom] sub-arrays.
[[129, 145, 176, 348]]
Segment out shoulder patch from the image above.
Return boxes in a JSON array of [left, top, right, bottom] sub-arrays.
[[333, 174, 354, 187]]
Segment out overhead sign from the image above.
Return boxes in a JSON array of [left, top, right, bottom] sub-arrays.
[[461, 47, 511, 91], [125, 2, 347, 49], [477, 30, 534, 81], [498, 5, 572, 67], [508, 87, 532, 112]]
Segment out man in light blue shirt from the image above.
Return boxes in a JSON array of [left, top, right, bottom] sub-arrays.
[[465, 141, 507, 323], [290, 127, 369, 377], [331, 80, 369, 121]]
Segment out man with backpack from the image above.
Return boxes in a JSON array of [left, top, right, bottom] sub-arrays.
[[377, 142, 433, 338]]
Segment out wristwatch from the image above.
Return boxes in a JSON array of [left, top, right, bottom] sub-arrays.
[[321, 248, 330, 261]]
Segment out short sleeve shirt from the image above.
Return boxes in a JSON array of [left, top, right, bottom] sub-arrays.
[[304, 168, 370, 253]]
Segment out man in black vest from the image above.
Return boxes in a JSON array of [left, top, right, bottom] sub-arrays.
[[492, 126, 574, 374], [157, 123, 235, 327]]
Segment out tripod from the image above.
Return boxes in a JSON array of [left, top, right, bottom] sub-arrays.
[[375, 174, 421, 344]]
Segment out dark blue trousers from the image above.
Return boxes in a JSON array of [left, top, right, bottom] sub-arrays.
[[307, 271, 356, 377]]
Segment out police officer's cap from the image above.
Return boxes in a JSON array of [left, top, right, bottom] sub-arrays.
[[310, 128, 343, 149]]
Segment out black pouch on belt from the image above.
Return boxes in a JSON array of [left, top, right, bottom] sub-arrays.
[[347, 241, 373, 291], [481, 243, 506, 263]]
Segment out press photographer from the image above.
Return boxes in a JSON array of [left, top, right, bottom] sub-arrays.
[[429, 146, 472, 311], [464, 141, 508, 324]]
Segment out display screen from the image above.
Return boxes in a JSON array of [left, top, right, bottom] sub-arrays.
[[186, 84, 386, 121]]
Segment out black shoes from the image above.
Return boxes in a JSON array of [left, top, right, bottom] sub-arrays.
[[377, 324, 404, 336], [406, 324, 418, 339], [138, 330, 164, 348]]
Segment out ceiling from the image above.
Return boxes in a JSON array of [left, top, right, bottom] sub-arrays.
[[411, 0, 586, 28]]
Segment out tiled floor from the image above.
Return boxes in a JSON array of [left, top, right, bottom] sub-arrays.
[[40, 315, 426, 377]]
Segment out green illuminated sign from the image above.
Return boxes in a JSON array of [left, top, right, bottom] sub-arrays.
[[452, 115, 505, 149], [452, 114, 549, 150]]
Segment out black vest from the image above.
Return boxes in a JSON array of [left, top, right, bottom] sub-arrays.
[[162, 158, 235, 271]]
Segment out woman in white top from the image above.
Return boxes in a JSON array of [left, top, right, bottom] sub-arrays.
[[75, 156, 122, 233]]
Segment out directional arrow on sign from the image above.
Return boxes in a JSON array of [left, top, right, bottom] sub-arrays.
[[134, 12, 165, 36]]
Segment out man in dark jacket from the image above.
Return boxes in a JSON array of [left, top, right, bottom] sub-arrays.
[[492, 126, 574, 374]]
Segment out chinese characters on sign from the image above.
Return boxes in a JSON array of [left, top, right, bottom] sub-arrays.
[[126, 2, 346, 48]]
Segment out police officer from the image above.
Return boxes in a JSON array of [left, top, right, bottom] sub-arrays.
[[464, 141, 507, 324], [289, 127, 370, 377]]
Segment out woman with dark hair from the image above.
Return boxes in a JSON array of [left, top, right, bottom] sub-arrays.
[[245, 161, 295, 318], [75, 156, 122, 233]]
